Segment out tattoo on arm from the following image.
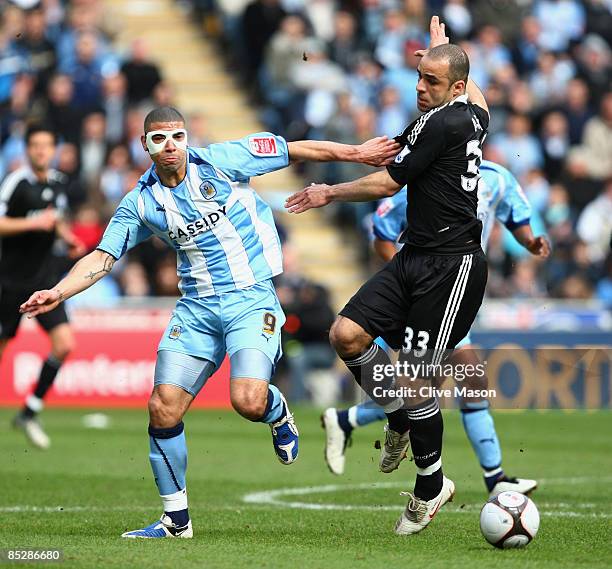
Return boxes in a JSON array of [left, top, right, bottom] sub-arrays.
[[84, 254, 116, 281]]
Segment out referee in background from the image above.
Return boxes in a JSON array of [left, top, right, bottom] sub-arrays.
[[0, 124, 84, 449]]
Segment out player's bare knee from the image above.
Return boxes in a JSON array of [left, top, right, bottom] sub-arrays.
[[148, 395, 182, 428], [52, 342, 74, 362], [231, 389, 267, 421], [329, 318, 370, 358], [464, 371, 489, 392]]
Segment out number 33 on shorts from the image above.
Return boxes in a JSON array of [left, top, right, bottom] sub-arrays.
[[403, 326, 429, 357]]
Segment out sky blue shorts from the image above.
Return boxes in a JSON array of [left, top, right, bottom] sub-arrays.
[[157, 279, 285, 373]]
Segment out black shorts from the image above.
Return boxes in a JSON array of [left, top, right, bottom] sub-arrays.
[[0, 285, 69, 340], [340, 247, 487, 361]]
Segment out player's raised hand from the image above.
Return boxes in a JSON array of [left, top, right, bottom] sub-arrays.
[[29, 207, 57, 232], [20, 288, 63, 317], [356, 136, 402, 167], [415, 15, 450, 58], [285, 184, 331, 214], [527, 235, 551, 258]]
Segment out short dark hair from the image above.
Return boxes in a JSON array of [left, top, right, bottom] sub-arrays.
[[144, 106, 185, 132], [25, 124, 57, 145], [428, 44, 470, 85]]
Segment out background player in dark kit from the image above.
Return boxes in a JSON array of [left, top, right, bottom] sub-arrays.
[[0, 124, 84, 449], [286, 17, 489, 536]]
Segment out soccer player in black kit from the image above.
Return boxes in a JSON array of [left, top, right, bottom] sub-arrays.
[[286, 18, 489, 535], [0, 125, 84, 449]]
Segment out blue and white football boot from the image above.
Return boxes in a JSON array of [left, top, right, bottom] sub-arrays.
[[269, 394, 299, 464], [121, 514, 193, 538]]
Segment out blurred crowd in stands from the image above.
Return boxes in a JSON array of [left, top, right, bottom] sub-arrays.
[[1, 0, 611, 310], [201, 0, 611, 306]]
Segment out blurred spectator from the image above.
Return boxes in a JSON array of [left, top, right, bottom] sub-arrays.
[[568, 93, 612, 181], [347, 55, 383, 110], [152, 80, 176, 107], [539, 112, 570, 181], [120, 38, 162, 105], [510, 259, 546, 299], [15, 6, 57, 97], [187, 112, 211, 148], [154, 254, 181, 296], [442, 0, 472, 40], [511, 16, 541, 75], [61, 30, 110, 110], [290, 40, 346, 134], [100, 144, 132, 206], [240, 0, 286, 88], [382, 39, 421, 116], [70, 203, 105, 253], [529, 52, 575, 109], [119, 261, 151, 297], [576, 180, 612, 264], [328, 10, 364, 71], [0, 29, 29, 104], [374, 8, 413, 70], [376, 85, 406, 137], [507, 80, 536, 116], [262, 14, 312, 132], [79, 111, 106, 190], [124, 108, 149, 170], [0, 74, 33, 143], [533, 0, 586, 53], [556, 274, 594, 299], [41, 73, 82, 143], [275, 244, 336, 402], [491, 114, 543, 178], [562, 78, 594, 145], [101, 72, 127, 144], [522, 169, 551, 214], [472, 25, 512, 89], [575, 34, 611, 105], [56, 142, 86, 208]]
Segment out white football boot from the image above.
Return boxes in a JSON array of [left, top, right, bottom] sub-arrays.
[[321, 408, 350, 475], [489, 476, 537, 498], [379, 424, 410, 473], [13, 415, 50, 450], [394, 476, 455, 535]]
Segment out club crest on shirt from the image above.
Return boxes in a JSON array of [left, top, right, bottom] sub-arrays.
[[200, 180, 217, 200], [395, 146, 410, 163], [169, 325, 182, 339]]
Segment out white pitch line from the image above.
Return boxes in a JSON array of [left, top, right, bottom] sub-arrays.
[[241, 482, 612, 519]]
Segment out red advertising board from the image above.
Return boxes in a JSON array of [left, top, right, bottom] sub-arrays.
[[0, 308, 231, 408]]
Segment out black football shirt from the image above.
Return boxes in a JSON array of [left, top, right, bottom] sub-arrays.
[[0, 167, 67, 289], [386, 94, 489, 254]]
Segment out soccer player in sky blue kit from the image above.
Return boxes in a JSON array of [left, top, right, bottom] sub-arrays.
[[20, 106, 399, 538], [322, 160, 550, 497]]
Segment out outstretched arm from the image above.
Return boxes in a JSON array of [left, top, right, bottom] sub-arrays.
[[285, 170, 402, 214], [20, 249, 116, 317], [0, 208, 57, 236], [415, 16, 489, 115], [511, 224, 551, 257], [288, 137, 401, 167]]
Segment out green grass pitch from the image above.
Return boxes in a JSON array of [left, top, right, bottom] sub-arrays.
[[0, 408, 610, 569]]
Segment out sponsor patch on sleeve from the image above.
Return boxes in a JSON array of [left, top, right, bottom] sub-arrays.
[[248, 136, 280, 157], [376, 199, 393, 217]]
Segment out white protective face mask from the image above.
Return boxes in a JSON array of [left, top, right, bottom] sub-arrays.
[[145, 129, 188, 155]]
